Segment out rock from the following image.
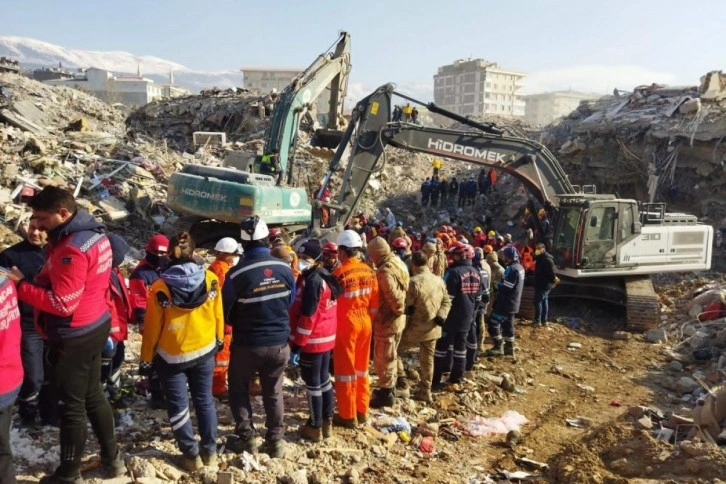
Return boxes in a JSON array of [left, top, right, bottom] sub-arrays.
[[612, 331, 631, 340], [667, 360, 684, 372], [280, 469, 308, 484], [646, 329, 668, 344], [627, 406, 648, 419], [217, 471, 234, 484], [680, 441, 710, 457], [126, 456, 156, 478], [691, 331, 712, 349], [161, 464, 184, 481], [636, 416, 654, 429], [675, 376, 699, 394], [506, 430, 522, 448], [346, 467, 361, 483]]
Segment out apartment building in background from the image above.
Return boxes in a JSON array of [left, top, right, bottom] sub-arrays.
[[523, 90, 602, 126], [433, 59, 526, 119]]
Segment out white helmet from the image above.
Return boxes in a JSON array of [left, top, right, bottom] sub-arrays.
[[215, 237, 243, 254], [336, 229, 363, 248], [240, 216, 269, 241]]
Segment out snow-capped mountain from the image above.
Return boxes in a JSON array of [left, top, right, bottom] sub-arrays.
[[0, 36, 239, 93]]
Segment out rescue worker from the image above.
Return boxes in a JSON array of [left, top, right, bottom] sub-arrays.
[[471, 226, 486, 248], [485, 246, 525, 357], [467, 246, 490, 370], [433, 243, 481, 387], [486, 251, 505, 291], [367, 237, 409, 408], [430, 177, 440, 207], [208, 237, 243, 398], [539, 208, 554, 250], [224, 217, 295, 458], [0, 272, 21, 483], [533, 242, 557, 327], [384, 208, 397, 231], [402, 103, 413, 122], [332, 230, 378, 428], [387, 221, 407, 245], [398, 252, 451, 403], [449, 177, 459, 203], [322, 242, 339, 272], [288, 241, 340, 442], [0, 219, 52, 425], [140, 232, 224, 471], [439, 178, 448, 206], [432, 159, 443, 177], [421, 239, 446, 277], [9, 186, 124, 482], [391, 237, 411, 273], [260, 149, 282, 185], [104, 234, 132, 403], [129, 234, 169, 409], [420, 177, 431, 207], [270, 230, 300, 280]]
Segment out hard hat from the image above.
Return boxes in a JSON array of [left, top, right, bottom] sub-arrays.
[[502, 245, 520, 261], [496, 235, 504, 242], [146, 234, 169, 253], [504, 233, 512, 240], [448, 241, 467, 255], [473, 227, 482, 233], [483, 244, 493, 254], [391, 237, 408, 249], [336, 229, 363, 248], [538, 208, 546, 217], [297, 240, 322, 260], [215, 237, 243, 254], [464, 244, 475, 259], [396, 221, 403, 227], [488, 230, 496, 237], [322, 242, 338, 253], [240, 216, 269, 241]]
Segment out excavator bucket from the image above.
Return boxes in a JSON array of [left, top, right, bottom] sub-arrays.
[[310, 128, 346, 149]]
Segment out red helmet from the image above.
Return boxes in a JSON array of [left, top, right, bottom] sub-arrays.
[[322, 242, 338, 253], [448, 241, 467, 255], [391, 237, 409, 249], [269, 227, 282, 239], [464, 244, 475, 259]]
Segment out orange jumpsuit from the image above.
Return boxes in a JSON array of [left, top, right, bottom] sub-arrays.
[[208, 258, 233, 396], [333, 257, 379, 420]]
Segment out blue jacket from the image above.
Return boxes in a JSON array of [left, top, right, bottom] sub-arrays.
[[223, 248, 295, 347], [0, 240, 45, 330], [443, 260, 481, 332], [493, 261, 525, 314]]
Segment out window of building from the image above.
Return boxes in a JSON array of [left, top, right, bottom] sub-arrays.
[[486, 82, 491, 88], [485, 93, 491, 99], [494, 84, 498, 90]]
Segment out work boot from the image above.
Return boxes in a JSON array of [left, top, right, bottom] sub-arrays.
[[504, 341, 516, 357], [322, 418, 333, 439], [39, 474, 84, 484], [102, 447, 126, 478], [227, 434, 258, 454], [412, 388, 433, 404], [396, 376, 410, 390], [299, 423, 323, 442], [370, 388, 395, 409], [179, 454, 203, 472], [485, 340, 505, 357], [332, 414, 358, 429], [356, 411, 370, 425], [200, 451, 218, 468], [260, 439, 285, 459]]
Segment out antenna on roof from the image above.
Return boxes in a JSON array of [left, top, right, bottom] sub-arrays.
[[137, 63, 141, 77]]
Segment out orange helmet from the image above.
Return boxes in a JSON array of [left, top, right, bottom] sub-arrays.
[[483, 244, 494, 254]]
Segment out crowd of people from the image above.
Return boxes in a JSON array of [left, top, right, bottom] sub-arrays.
[[0, 185, 558, 483], [421, 167, 498, 209]]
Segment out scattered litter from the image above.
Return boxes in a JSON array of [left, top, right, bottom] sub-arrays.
[[515, 457, 549, 470], [463, 411, 528, 437], [565, 417, 591, 428], [576, 383, 595, 392], [568, 342, 582, 350]]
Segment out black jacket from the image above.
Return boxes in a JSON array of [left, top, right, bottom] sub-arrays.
[[534, 252, 556, 291], [223, 247, 295, 347], [0, 240, 45, 330], [443, 259, 481, 332]]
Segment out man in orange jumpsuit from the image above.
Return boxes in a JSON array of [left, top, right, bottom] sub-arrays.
[[208, 237, 243, 398], [332, 230, 379, 428]]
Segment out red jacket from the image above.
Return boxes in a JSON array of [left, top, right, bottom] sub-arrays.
[[289, 267, 337, 353], [18, 210, 112, 342], [0, 275, 23, 407], [108, 268, 132, 343]]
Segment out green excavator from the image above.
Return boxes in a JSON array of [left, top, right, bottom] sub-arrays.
[[165, 32, 352, 245]]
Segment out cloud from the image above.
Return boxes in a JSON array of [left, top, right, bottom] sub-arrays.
[[522, 65, 680, 95]]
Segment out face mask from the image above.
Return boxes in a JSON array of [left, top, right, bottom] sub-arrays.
[[297, 260, 311, 272], [231, 256, 240, 266], [535, 249, 543, 256], [146, 252, 161, 267]]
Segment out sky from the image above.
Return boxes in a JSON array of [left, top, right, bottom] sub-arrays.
[[1, 0, 724, 100]]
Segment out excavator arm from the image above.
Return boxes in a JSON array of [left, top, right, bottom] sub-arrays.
[[314, 83, 575, 231], [264, 32, 351, 182]]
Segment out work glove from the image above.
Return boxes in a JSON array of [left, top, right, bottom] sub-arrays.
[[138, 361, 153, 377], [288, 352, 300, 367], [216, 340, 224, 354], [224, 324, 233, 335], [433, 316, 445, 327]]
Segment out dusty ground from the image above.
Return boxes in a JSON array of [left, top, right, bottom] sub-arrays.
[[12, 273, 726, 484]]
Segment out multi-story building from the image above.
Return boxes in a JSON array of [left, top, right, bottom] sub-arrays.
[[0, 57, 20, 74], [523, 90, 602, 126], [43, 67, 188, 106], [433, 59, 526, 118]]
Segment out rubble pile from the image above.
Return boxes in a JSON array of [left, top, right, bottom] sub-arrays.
[[542, 70, 726, 227], [125, 88, 273, 152]]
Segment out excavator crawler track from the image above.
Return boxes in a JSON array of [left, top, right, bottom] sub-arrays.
[[625, 276, 659, 332]]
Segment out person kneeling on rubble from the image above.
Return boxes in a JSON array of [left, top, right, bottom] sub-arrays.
[[398, 252, 452, 403], [289, 240, 341, 442], [140, 232, 224, 471]]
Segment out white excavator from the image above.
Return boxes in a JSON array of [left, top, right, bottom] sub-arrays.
[[310, 84, 713, 331]]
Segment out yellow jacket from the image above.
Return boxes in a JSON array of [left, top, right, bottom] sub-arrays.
[[141, 267, 224, 365]]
